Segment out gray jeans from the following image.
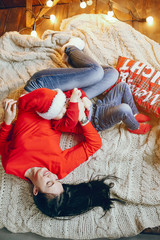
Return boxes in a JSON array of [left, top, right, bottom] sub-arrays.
[[24, 46, 118, 99], [91, 82, 139, 131]]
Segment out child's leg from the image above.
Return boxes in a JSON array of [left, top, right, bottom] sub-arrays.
[[103, 82, 138, 115], [119, 82, 138, 115], [94, 102, 139, 131], [24, 47, 104, 92], [94, 102, 151, 134], [81, 66, 119, 99], [105, 82, 150, 122], [93, 82, 151, 134]]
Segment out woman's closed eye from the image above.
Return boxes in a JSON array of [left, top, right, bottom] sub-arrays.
[[47, 181, 54, 187]]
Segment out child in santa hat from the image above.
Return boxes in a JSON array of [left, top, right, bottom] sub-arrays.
[[51, 82, 151, 135]]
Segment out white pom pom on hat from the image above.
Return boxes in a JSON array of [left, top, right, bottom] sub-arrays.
[[37, 88, 66, 120]]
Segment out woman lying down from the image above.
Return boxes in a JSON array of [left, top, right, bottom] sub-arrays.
[[0, 37, 150, 218], [0, 88, 124, 218]]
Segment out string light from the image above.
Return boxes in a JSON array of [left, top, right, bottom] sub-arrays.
[[80, 1, 87, 9], [50, 14, 56, 23], [31, 30, 38, 37], [146, 16, 154, 25], [26, 0, 154, 39], [41, 14, 56, 23], [46, 0, 53, 7], [31, 21, 37, 37], [24, 1, 57, 38], [108, 0, 154, 25], [87, 0, 93, 6]]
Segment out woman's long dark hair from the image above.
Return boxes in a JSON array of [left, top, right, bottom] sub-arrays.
[[33, 176, 125, 218]]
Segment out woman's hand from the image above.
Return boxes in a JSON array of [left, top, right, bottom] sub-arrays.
[[70, 88, 82, 103], [82, 97, 92, 111], [2, 99, 17, 125]]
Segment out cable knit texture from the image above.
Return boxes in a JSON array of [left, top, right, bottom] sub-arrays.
[[0, 14, 160, 239]]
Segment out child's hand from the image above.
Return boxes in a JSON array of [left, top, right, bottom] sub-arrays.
[[78, 100, 86, 121], [82, 97, 92, 111], [2, 99, 17, 125], [70, 88, 82, 103]]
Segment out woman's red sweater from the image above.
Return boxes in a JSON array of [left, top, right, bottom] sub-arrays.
[[0, 95, 102, 181]]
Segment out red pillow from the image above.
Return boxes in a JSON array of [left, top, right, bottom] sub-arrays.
[[116, 56, 160, 118]]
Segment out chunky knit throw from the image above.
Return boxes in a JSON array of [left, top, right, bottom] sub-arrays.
[[0, 14, 159, 239]]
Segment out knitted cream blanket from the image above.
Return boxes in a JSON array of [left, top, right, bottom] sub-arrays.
[[0, 14, 159, 239]]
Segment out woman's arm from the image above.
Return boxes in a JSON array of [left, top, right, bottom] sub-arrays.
[[59, 121, 102, 178]]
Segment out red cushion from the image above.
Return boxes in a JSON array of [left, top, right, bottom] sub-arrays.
[[116, 56, 160, 118]]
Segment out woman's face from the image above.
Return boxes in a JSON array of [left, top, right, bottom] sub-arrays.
[[33, 168, 64, 196]]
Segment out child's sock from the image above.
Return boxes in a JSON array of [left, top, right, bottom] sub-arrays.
[[61, 37, 85, 63], [62, 37, 85, 52], [135, 113, 150, 123], [128, 123, 151, 134]]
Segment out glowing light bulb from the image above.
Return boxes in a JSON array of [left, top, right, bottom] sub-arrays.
[[46, 0, 53, 7], [31, 30, 37, 37], [80, 1, 87, 9], [146, 16, 154, 25], [108, 11, 114, 18], [50, 14, 56, 23], [87, 0, 93, 6]]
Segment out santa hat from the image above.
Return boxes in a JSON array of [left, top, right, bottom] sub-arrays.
[[18, 88, 66, 120]]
